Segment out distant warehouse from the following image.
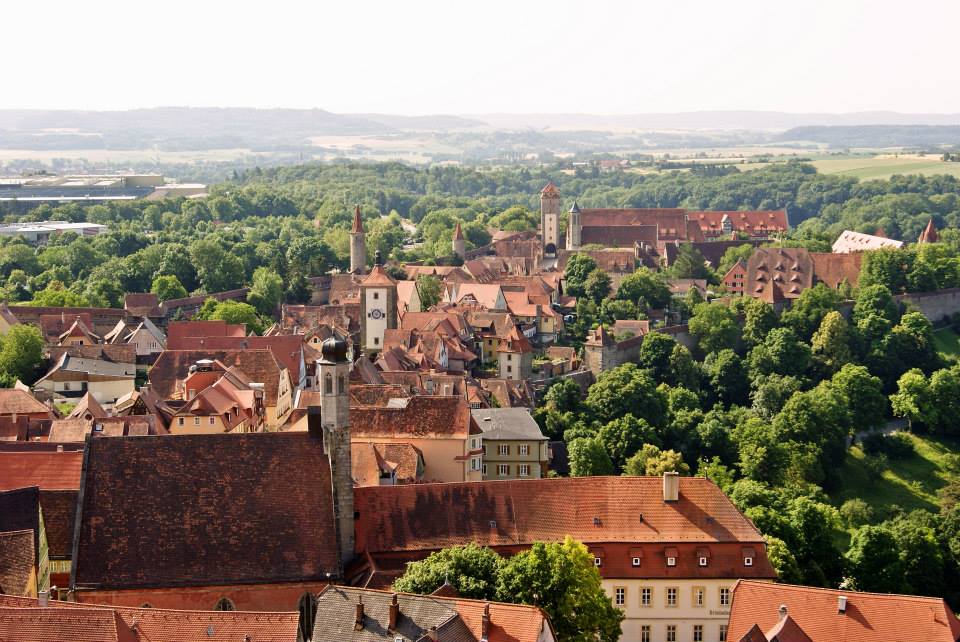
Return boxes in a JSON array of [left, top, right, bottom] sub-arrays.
[[0, 173, 207, 209], [0, 221, 108, 243]]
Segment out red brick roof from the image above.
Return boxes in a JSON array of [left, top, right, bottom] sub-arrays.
[[540, 182, 560, 196], [453, 221, 465, 240], [728, 580, 960, 642], [0, 607, 137, 642], [449, 595, 555, 642], [0, 595, 300, 642], [72, 432, 340, 590], [38, 490, 77, 559], [0, 389, 52, 417], [361, 265, 397, 287], [810, 252, 862, 289], [165, 320, 246, 344], [919, 218, 939, 244], [351, 396, 475, 439], [355, 476, 767, 554], [166, 334, 305, 383], [149, 349, 286, 405], [692, 210, 788, 236], [0, 451, 83, 491]]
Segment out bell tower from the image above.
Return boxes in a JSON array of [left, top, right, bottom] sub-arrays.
[[359, 251, 397, 355], [349, 205, 366, 274], [452, 221, 466, 260], [313, 336, 354, 566], [566, 201, 582, 250], [540, 182, 561, 257]]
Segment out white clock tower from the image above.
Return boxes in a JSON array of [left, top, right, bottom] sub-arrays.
[[359, 251, 397, 356]]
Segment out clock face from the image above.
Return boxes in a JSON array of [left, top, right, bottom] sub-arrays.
[[370, 309, 384, 320]]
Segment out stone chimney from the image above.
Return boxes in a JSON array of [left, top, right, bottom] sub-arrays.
[[389, 593, 399, 630], [838, 595, 847, 614], [428, 626, 439, 641], [354, 596, 364, 630], [663, 471, 679, 502], [778, 604, 787, 620], [38, 590, 48, 607], [481, 603, 490, 641]]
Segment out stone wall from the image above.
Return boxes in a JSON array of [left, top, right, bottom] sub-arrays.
[[899, 288, 960, 324]]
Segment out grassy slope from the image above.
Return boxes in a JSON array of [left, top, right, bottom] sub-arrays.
[[831, 434, 956, 516], [810, 157, 960, 180], [934, 327, 960, 361]]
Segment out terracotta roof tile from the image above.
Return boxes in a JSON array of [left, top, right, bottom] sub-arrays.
[[0, 451, 83, 491], [0, 530, 34, 596], [72, 432, 340, 589], [38, 490, 76, 559], [352, 396, 474, 439], [0, 389, 53, 417], [728, 580, 960, 642], [0, 607, 137, 642]]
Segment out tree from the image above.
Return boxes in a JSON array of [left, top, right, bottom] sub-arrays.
[[845, 525, 904, 593], [766, 536, 803, 584], [284, 270, 312, 304], [585, 363, 666, 426], [0, 325, 44, 386], [831, 364, 886, 434], [616, 268, 671, 310], [393, 543, 503, 600], [773, 384, 849, 484], [583, 269, 612, 304], [151, 275, 188, 302], [623, 444, 690, 476], [748, 327, 811, 379], [858, 247, 912, 294], [189, 239, 245, 293], [564, 254, 598, 298], [598, 415, 657, 471], [890, 368, 933, 430], [703, 349, 750, 407], [247, 267, 284, 317], [742, 298, 778, 347], [415, 274, 442, 309], [544, 378, 582, 414], [853, 284, 900, 327], [688, 302, 740, 355], [787, 497, 844, 586], [731, 417, 788, 484], [750, 374, 803, 420], [811, 311, 854, 374], [669, 244, 710, 280], [781, 283, 841, 341], [637, 332, 676, 381], [497, 538, 624, 642], [889, 516, 944, 596], [568, 438, 615, 477], [28, 281, 90, 307], [202, 300, 265, 334]]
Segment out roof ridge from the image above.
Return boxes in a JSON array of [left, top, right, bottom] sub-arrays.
[[737, 579, 952, 603]]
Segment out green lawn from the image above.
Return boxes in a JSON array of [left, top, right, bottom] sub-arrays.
[[830, 433, 957, 517], [934, 327, 960, 361], [810, 157, 960, 180]]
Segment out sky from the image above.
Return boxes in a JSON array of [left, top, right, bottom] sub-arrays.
[[4, 0, 959, 115]]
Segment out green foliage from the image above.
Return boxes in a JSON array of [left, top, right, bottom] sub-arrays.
[[781, 283, 842, 341], [623, 444, 689, 476], [811, 311, 854, 374], [597, 415, 657, 472], [583, 269, 612, 304], [563, 254, 598, 299], [703, 349, 750, 407], [568, 438, 615, 477], [198, 299, 265, 334], [741, 298, 779, 347], [748, 327, 811, 379], [688, 302, 740, 354], [616, 268, 672, 310], [845, 525, 905, 593], [151, 275, 188, 302], [839, 498, 874, 528], [0, 325, 44, 386], [669, 244, 711, 280], [247, 267, 284, 316], [766, 536, 803, 584], [415, 274, 442, 309], [585, 363, 666, 426], [393, 543, 503, 600], [543, 378, 582, 414], [497, 538, 624, 642]]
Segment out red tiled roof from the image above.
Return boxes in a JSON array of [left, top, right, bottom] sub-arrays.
[[352, 205, 364, 234], [540, 181, 560, 196], [728, 580, 960, 642], [0, 451, 83, 490], [352, 396, 474, 439], [0, 595, 300, 642], [72, 432, 341, 589], [0, 530, 34, 597], [919, 218, 939, 244], [0, 607, 137, 642], [0, 389, 52, 417], [38, 490, 77, 559], [810, 252, 862, 289], [692, 210, 788, 236], [450, 596, 554, 642], [166, 334, 305, 383], [149, 349, 286, 405], [165, 320, 246, 344], [361, 265, 397, 287], [355, 476, 767, 554], [453, 221, 465, 240]]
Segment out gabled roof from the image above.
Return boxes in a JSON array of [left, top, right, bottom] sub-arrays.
[[362, 265, 397, 287], [149, 349, 286, 405], [123, 292, 161, 317], [0, 487, 41, 563], [540, 181, 560, 196], [72, 432, 340, 590], [471, 408, 546, 441], [832, 230, 903, 254], [68, 392, 106, 420], [354, 476, 768, 555], [166, 334, 304, 383], [351, 396, 475, 439], [352, 442, 424, 487], [728, 580, 960, 642], [165, 320, 246, 344], [0, 389, 52, 417], [0, 607, 138, 642], [0, 451, 83, 491]]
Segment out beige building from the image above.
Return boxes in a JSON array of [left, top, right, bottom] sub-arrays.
[[472, 408, 548, 479], [34, 354, 136, 405]]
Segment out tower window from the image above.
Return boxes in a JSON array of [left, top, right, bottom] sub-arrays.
[[338, 375, 346, 394], [324, 373, 333, 394]]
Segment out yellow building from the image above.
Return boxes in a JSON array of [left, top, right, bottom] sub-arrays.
[[472, 408, 549, 479]]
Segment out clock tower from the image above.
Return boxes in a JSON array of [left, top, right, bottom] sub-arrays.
[[359, 251, 397, 355], [540, 182, 561, 257]]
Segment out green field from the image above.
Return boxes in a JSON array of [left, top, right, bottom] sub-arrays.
[[934, 327, 960, 361], [831, 433, 957, 517], [739, 155, 960, 180]]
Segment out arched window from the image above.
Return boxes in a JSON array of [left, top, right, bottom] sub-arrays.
[[338, 375, 346, 395], [324, 373, 333, 394], [297, 592, 318, 641], [214, 597, 236, 612]]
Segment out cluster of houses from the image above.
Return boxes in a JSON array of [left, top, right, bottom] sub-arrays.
[[0, 187, 957, 642]]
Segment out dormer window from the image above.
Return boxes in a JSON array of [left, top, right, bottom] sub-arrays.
[[667, 557, 676, 567], [744, 557, 753, 566], [665, 547, 678, 567], [742, 547, 755, 567], [699, 557, 708, 567], [632, 557, 641, 567], [594, 557, 602, 567]]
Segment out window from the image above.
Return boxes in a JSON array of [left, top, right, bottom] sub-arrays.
[[482, 464, 487, 475], [209, 417, 215, 425], [506, 365, 512, 373], [666, 587, 677, 607], [519, 444, 529, 456], [374, 336, 380, 346], [744, 556, 753, 566], [214, 598, 235, 611], [324, 373, 332, 394], [593, 557, 602, 567], [719, 587, 730, 606], [694, 624, 704, 642], [497, 464, 509, 476], [470, 438, 478, 449], [507, 354, 512, 361], [666, 556, 676, 567], [63, 382, 71, 391], [640, 625, 651, 642], [178, 417, 184, 426], [699, 556, 708, 567], [140, 603, 153, 608], [194, 417, 200, 425], [519, 464, 530, 477], [614, 587, 625, 606], [498, 444, 509, 456], [693, 586, 705, 607], [640, 587, 651, 607], [471, 457, 481, 471], [373, 292, 379, 300], [632, 557, 641, 567], [666, 624, 677, 642], [720, 624, 728, 642], [338, 375, 346, 394]]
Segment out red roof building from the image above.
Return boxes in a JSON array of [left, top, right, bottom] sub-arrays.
[[722, 259, 748, 295], [728, 580, 960, 642]]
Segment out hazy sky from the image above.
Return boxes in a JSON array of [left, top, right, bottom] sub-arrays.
[[5, 0, 959, 114]]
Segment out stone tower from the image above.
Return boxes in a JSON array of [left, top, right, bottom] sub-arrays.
[[540, 182, 561, 257], [313, 336, 353, 566], [349, 205, 366, 274], [452, 221, 466, 260], [359, 251, 397, 355], [566, 201, 582, 250]]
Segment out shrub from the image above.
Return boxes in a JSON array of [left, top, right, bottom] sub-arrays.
[[862, 432, 915, 460], [840, 498, 874, 528], [862, 453, 889, 480]]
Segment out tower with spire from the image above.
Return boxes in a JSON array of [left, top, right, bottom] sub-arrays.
[[452, 221, 466, 260], [566, 201, 582, 250], [359, 251, 397, 356], [350, 205, 366, 274], [540, 182, 561, 257], [918, 218, 939, 244]]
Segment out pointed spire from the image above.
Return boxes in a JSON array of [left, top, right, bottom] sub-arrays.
[[540, 181, 560, 196], [919, 218, 939, 244], [569, 201, 581, 214], [351, 205, 364, 234], [453, 221, 464, 240]]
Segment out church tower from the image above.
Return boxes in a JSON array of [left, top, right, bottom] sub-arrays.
[[540, 182, 561, 257], [349, 205, 366, 274], [566, 201, 582, 250], [312, 337, 354, 566], [359, 251, 397, 355], [452, 221, 466, 260]]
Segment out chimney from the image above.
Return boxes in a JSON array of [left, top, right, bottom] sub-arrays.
[[354, 596, 364, 630], [38, 590, 48, 607], [663, 471, 679, 502], [481, 603, 490, 641], [428, 626, 439, 641], [838, 595, 847, 614], [388, 593, 399, 630], [778, 604, 787, 620]]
